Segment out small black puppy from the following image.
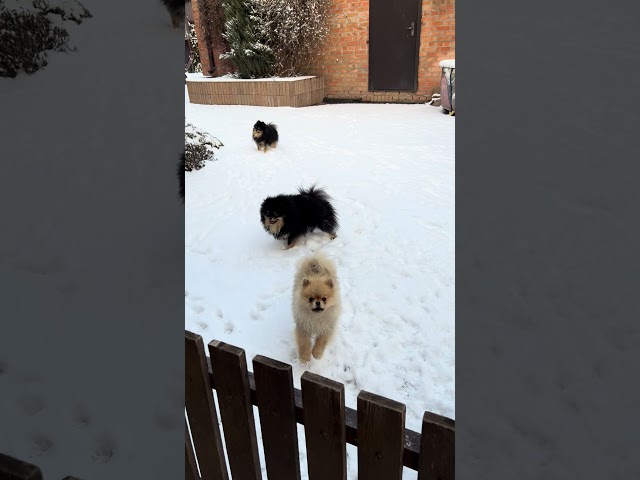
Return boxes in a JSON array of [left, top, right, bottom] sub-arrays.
[[260, 185, 338, 249], [178, 152, 185, 202], [160, 0, 184, 28], [252, 120, 279, 152]]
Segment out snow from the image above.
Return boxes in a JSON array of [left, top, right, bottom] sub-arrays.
[[439, 59, 456, 69], [185, 89, 455, 478], [1, 1, 184, 479], [186, 72, 316, 82]]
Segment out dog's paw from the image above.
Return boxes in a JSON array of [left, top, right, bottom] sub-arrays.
[[299, 353, 312, 363]]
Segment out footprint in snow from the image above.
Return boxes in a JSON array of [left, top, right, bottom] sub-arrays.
[[91, 436, 116, 464], [29, 434, 53, 457], [20, 396, 46, 416], [73, 404, 91, 426], [288, 350, 298, 363], [192, 305, 205, 315]]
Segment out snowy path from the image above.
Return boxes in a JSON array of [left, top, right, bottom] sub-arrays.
[[185, 89, 455, 478]]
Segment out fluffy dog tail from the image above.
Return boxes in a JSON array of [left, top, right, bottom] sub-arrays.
[[297, 184, 331, 201], [297, 251, 338, 280]]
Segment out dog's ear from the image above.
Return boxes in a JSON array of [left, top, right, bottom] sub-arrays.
[[325, 279, 334, 288], [302, 278, 310, 287]]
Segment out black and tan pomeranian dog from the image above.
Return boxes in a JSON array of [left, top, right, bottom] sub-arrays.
[[160, 0, 184, 28], [252, 120, 279, 152], [177, 152, 185, 202], [260, 185, 338, 249]]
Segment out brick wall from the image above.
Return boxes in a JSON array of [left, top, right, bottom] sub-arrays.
[[193, 0, 454, 101], [191, 0, 233, 77], [191, 0, 212, 75], [308, 0, 455, 103]]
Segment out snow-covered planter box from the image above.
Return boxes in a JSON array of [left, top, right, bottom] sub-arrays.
[[186, 74, 325, 107]]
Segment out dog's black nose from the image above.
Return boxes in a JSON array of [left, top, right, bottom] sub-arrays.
[[315, 301, 321, 307]]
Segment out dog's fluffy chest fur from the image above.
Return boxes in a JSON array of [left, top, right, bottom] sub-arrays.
[[292, 302, 340, 337], [262, 217, 287, 238]]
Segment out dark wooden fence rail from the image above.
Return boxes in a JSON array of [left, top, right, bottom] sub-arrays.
[[185, 330, 455, 480], [0, 453, 81, 480]]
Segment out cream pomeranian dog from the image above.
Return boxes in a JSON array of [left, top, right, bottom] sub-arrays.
[[292, 252, 341, 362]]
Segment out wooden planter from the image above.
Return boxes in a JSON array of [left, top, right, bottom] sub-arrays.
[[186, 75, 325, 107]]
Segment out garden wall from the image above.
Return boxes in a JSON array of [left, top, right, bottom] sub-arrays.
[[186, 76, 325, 107]]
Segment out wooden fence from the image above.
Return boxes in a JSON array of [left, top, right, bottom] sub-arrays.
[[0, 453, 80, 480], [185, 330, 455, 480]]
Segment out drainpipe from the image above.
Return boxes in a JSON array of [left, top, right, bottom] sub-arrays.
[[207, 45, 215, 76]]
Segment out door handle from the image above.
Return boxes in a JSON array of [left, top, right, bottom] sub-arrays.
[[406, 21, 415, 36]]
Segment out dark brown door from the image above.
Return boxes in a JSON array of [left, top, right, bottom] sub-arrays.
[[369, 0, 422, 92]]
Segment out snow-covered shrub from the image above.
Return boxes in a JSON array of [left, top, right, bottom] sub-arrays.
[[255, 0, 330, 77], [187, 21, 202, 73], [0, 0, 92, 78], [185, 122, 223, 171], [220, 0, 273, 79]]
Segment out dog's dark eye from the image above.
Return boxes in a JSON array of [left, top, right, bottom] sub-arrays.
[[309, 298, 313, 302], [322, 297, 327, 302]]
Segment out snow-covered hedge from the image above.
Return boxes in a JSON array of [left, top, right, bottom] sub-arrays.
[[215, 0, 329, 78], [220, 0, 273, 79], [185, 122, 223, 171], [0, 0, 92, 78], [255, 0, 330, 77]]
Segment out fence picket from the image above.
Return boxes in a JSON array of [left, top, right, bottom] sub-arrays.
[[418, 412, 455, 480], [0, 453, 42, 479], [185, 331, 229, 480], [357, 390, 406, 480], [208, 340, 262, 480], [252, 355, 301, 480], [185, 418, 199, 480], [300, 371, 347, 480]]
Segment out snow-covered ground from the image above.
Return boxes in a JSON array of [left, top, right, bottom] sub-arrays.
[[185, 89, 455, 478], [1, 2, 185, 479]]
